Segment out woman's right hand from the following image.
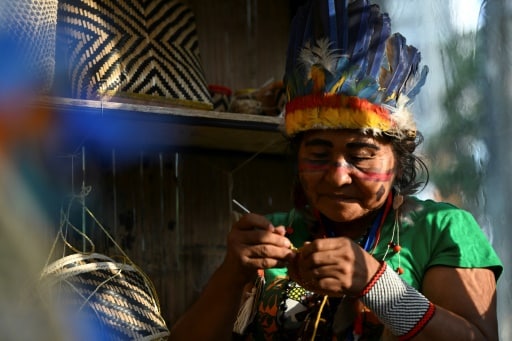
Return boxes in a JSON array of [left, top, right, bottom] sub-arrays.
[[221, 213, 294, 285]]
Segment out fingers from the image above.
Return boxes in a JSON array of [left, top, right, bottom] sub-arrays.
[[287, 237, 362, 294], [288, 257, 349, 296], [273, 225, 287, 236], [298, 237, 353, 258], [243, 244, 294, 269], [231, 213, 291, 248], [226, 213, 294, 271]]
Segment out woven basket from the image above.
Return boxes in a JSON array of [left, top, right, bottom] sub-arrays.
[[0, 0, 58, 93], [41, 252, 170, 341], [55, 0, 212, 109]]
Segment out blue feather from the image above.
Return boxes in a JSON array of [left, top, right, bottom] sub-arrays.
[[356, 78, 379, 99], [351, 0, 372, 63], [403, 65, 429, 100], [352, 9, 374, 81], [399, 48, 421, 97], [336, 56, 350, 72], [339, 0, 349, 53], [381, 34, 406, 100], [384, 37, 421, 102], [317, 0, 349, 52], [368, 12, 391, 79], [328, 0, 338, 50], [339, 64, 360, 93], [285, 1, 314, 76]]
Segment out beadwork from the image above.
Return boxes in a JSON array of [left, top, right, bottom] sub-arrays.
[[360, 262, 435, 339]]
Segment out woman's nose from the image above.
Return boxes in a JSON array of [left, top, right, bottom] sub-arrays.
[[323, 160, 353, 186]]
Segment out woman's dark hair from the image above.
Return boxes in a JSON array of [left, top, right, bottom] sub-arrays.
[[287, 130, 430, 209], [389, 131, 430, 196]]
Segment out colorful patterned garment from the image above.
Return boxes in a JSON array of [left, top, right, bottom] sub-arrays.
[[244, 197, 503, 340]]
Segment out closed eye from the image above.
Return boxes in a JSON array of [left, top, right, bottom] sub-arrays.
[[349, 155, 373, 162], [307, 158, 329, 165], [298, 157, 330, 171], [310, 152, 329, 159]]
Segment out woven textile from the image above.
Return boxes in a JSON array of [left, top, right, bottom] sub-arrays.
[[56, 0, 212, 109], [0, 0, 58, 93], [41, 253, 170, 341], [208, 85, 232, 112]]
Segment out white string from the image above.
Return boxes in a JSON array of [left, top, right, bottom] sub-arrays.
[[230, 138, 286, 174], [81, 146, 87, 252], [174, 152, 181, 270], [112, 148, 117, 237], [139, 151, 145, 252]]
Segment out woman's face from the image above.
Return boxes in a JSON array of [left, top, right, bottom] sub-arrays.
[[298, 129, 397, 222]]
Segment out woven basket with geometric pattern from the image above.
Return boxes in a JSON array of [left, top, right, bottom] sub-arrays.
[[55, 0, 212, 109], [41, 252, 170, 341]]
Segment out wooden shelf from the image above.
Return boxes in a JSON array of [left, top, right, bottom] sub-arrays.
[[41, 97, 288, 155]]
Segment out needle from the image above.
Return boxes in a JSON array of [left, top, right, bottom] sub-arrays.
[[232, 199, 251, 213], [231, 199, 298, 252]]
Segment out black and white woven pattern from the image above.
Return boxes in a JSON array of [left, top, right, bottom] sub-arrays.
[[208, 85, 232, 112], [211, 92, 231, 112], [41, 253, 169, 341], [56, 0, 212, 108], [360, 264, 431, 337]]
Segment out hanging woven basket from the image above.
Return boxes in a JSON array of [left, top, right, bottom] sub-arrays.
[[41, 252, 170, 341]]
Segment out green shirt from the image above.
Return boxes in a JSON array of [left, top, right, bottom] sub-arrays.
[[248, 197, 502, 340]]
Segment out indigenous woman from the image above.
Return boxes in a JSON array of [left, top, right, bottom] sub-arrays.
[[170, 0, 502, 340]]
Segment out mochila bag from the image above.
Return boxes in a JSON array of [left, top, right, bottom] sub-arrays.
[[55, 0, 212, 109]]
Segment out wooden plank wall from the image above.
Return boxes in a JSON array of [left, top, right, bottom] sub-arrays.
[[187, 0, 291, 92]]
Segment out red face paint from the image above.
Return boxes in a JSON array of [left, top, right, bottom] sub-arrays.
[[356, 168, 394, 182]]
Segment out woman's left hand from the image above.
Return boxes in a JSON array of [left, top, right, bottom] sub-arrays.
[[287, 237, 381, 297]]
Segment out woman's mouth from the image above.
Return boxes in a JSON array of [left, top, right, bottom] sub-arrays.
[[322, 193, 357, 202]]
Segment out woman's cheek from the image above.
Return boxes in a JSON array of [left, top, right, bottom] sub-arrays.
[[299, 173, 315, 200]]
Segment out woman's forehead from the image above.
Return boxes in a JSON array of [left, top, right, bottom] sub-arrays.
[[302, 129, 384, 144]]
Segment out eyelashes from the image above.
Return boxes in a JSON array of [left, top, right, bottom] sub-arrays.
[[298, 159, 394, 182], [298, 159, 353, 172]]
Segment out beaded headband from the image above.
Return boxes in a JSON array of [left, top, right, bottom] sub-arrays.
[[283, 0, 428, 138]]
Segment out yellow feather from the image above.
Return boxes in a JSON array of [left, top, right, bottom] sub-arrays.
[[328, 75, 346, 94], [310, 65, 325, 94]]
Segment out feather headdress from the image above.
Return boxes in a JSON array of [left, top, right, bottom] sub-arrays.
[[283, 0, 428, 138]]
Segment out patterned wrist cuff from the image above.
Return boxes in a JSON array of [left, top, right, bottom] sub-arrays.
[[360, 263, 436, 339]]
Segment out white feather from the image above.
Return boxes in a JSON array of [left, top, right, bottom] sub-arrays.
[[384, 96, 417, 137], [298, 38, 340, 74]]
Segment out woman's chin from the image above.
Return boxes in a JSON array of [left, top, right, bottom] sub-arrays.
[[320, 205, 363, 223]]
